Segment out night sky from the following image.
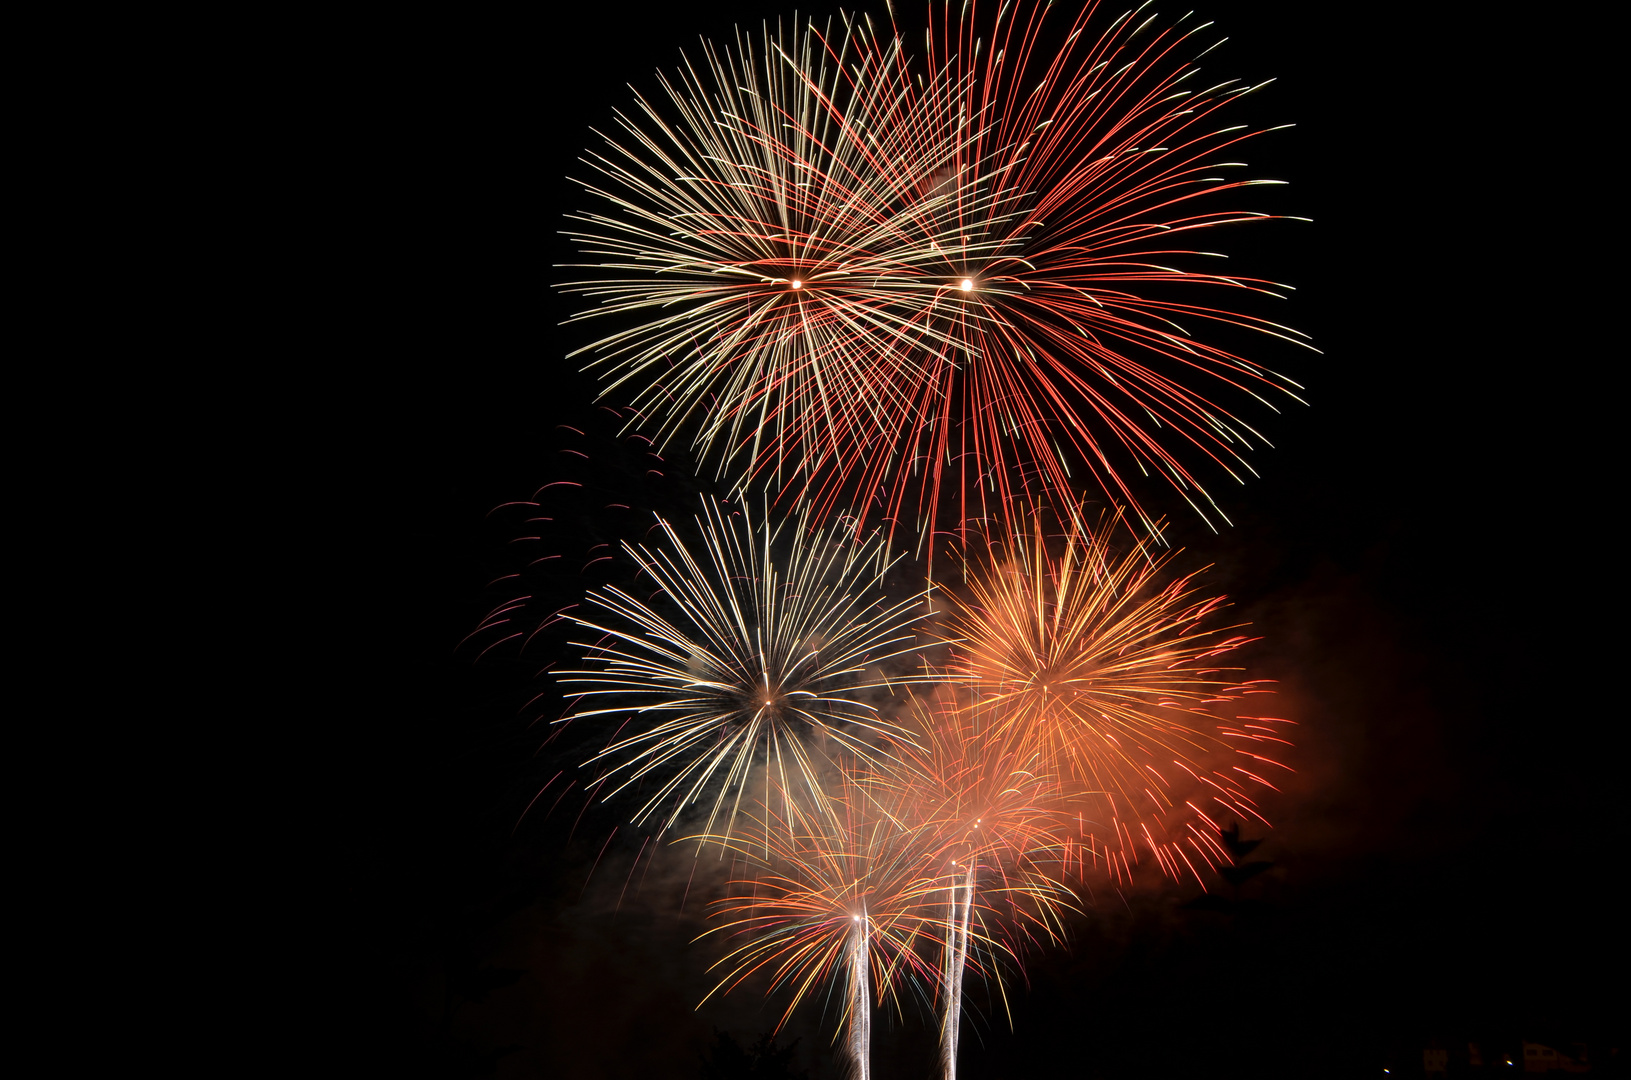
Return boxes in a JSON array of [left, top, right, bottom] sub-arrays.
[[313, 2, 1617, 1076]]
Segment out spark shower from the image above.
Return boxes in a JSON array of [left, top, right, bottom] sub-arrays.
[[519, 1, 1307, 1075]]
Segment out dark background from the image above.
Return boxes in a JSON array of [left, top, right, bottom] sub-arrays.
[[307, 1, 1617, 1076]]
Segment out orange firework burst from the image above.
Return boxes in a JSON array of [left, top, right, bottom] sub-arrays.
[[690, 774, 950, 1079], [943, 510, 1294, 888], [688, 691, 1086, 1079]]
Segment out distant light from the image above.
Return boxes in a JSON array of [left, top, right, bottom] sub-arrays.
[[960, 278, 974, 291], [852, 914, 860, 922], [790, 279, 803, 289]]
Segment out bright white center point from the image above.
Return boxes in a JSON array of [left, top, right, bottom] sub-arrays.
[[960, 278, 974, 291], [790, 279, 803, 289]]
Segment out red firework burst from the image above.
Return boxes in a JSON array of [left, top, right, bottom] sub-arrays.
[[564, 1, 1310, 555]]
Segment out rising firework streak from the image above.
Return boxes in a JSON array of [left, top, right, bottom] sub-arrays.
[[884, 688, 1078, 1079], [691, 772, 956, 1078]]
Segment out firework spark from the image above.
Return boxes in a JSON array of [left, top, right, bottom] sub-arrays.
[[558, 498, 928, 839], [943, 509, 1293, 888], [690, 776, 950, 1078], [885, 689, 1078, 1079], [564, 2, 1311, 553]]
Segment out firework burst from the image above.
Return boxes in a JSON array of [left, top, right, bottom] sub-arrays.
[[691, 775, 951, 1079], [943, 509, 1293, 887], [558, 498, 927, 839], [564, 1, 1310, 554], [885, 688, 1077, 1079]]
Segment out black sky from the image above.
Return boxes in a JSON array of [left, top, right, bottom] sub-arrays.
[[311, 1, 1618, 1076]]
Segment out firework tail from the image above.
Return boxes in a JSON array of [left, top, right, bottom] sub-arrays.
[[881, 686, 1078, 1077], [939, 860, 976, 1080], [688, 773, 952, 1071], [847, 909, 871, 1080]]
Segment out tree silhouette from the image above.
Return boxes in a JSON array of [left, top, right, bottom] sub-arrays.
[[699, 1030, 809, 1080], [1183, 823, 1273, 914]]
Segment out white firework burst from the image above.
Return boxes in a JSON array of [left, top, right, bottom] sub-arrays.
[[559, 497, 928, 837]]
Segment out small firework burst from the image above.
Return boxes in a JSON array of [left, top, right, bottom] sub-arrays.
[[691, 771, 953, 1078], [691, 713, 1078, 1078], [559, 498, 927, 838], [884, 689, 1078, 1077]]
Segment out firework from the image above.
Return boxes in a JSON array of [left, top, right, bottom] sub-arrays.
[[690, 776, 950, 1079], [943, 509, 1293, 888], [564, 2, 1310, 552], [558, 498, 927, 839], [885, 689, 1077, 1079]]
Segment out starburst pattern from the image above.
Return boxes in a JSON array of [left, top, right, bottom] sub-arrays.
[[691, 776, 948, 1057], [564, 1, 1310, 553], [944, 509, 1293, 885], [559, 498, 927, 838]]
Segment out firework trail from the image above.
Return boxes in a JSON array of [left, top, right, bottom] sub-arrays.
[[465, 410, 684, 670], [690, 775, 951, 1079], [558, 497, 929, 841], [885, 689, 1077, 1079], [564, 1, 1310, 555], [943, 508, 1293, 889], [847, 912, 871, 1080]]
